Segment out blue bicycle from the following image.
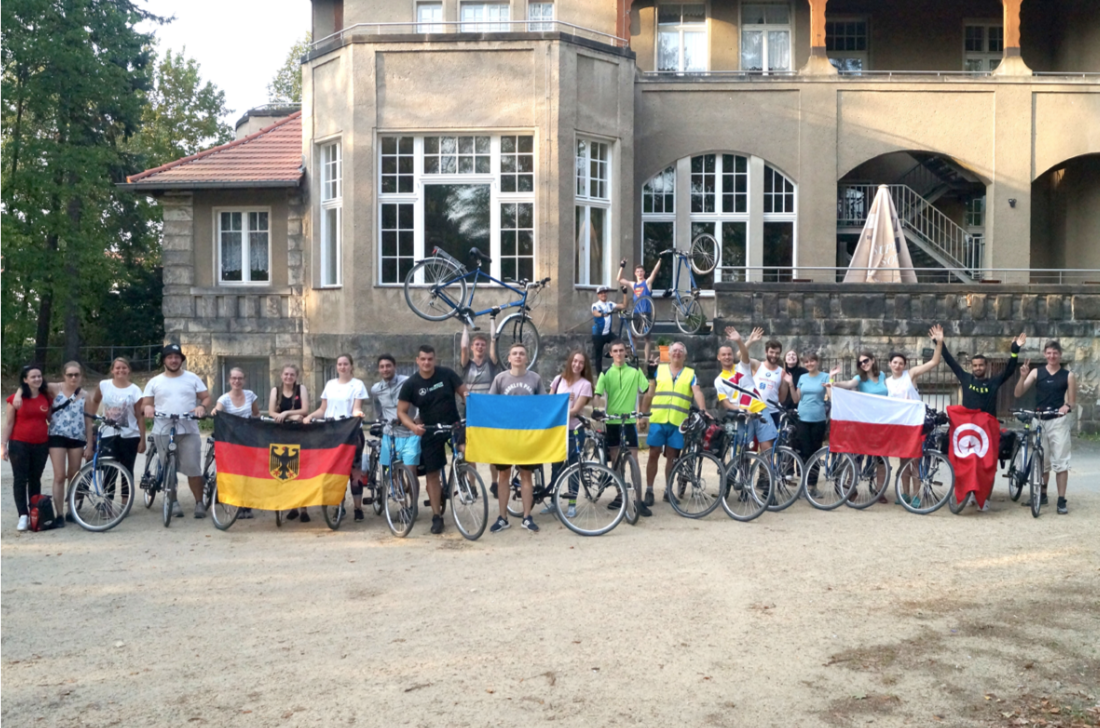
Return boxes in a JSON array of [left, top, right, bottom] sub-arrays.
[[630, 234, 719, 337], [67, 414, 135, 532], [403, 246, 550, 366]]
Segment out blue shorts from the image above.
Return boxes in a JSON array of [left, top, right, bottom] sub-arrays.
[[743, 415, 778, 445], [380, 434, 421, 467], [646, 423, 685, 451]]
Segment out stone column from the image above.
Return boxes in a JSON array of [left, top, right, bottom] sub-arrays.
[[799, 0, 837, 76], [992, 0, 1032, 76], [747, 156, 765, 282], [160, 191, 195, 337]]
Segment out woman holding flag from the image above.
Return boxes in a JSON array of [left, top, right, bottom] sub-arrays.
[[304, 355, 369, 521], [214, 368, 261, 519]]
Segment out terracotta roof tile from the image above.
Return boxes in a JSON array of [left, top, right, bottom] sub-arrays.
[[126, 112, 303, 189]]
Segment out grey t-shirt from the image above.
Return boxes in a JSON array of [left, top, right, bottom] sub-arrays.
[[464, 358, 501, 395], [488, 370, 545, 396]]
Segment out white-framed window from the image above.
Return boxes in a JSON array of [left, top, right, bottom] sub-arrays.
[[320, 141, 342, 287], [641, 155, 797, 288], [461, 3, 510, 32], [217, 210, 270, 284], [965, 196, 985, 228], [964, 21, 1003, 72], [377, 133, 537, 286], [741, 3, 791, 73], [575, 138, 612, 287], [826, 18, 868, 73], [416, 2, 444, 33], [657, 4, 707, 73], [527, 2, 554, 31]]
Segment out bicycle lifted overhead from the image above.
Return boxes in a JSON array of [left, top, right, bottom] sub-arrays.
[[628, 234, 719, 338], [403, 246, 550, 366]]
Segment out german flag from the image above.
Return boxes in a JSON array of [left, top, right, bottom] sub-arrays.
[[213, 415, 361, 510]]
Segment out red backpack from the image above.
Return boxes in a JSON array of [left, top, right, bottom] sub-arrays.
[[29, 494, 58, 531]]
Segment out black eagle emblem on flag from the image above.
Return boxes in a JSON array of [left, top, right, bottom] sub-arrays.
[[269, 444, 300, 481]]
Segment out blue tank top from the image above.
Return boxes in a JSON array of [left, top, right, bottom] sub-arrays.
[[632, 280, 652, 314]]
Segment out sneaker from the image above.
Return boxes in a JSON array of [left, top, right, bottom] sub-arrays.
[[65, 512, 76, 523], [238, 508, 253, 520], [17, 515, 29, 531], [607, 495, 623, 510], [172, 501, 184, 518], [431, 514, 444, 534], [566, 504, 577, 519], [978, 501, 990, 512], [354, 509, 365, 522], [910, 496, 921, 509], [490, 483, 498, 499], [286, 508, 300, 521], [54, 516, 66, 529], [490, 516, 510, 533], [299, 510, 311, 523], [876, 495, 889, 504], [194, 502, 207, 519], [539, 504, 557, 515], [637, 500, 653, 518], [644, 489, 655, 507], [1040, 493, 1048, 506], [895, 494, 911, 506], [1057, 497, 1068, 515], [662, 489, 670, 503], [521, 516, 539, 532]]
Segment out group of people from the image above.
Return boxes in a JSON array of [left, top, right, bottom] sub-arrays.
[[3, 308, 1079, 533]]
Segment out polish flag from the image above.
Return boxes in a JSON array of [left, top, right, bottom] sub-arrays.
[[829, 388, 924, 459]]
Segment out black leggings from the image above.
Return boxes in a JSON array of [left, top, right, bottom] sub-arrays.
[[592, 332, 616, 375], [9, 440, 49, 517], [796, 420, 828, 487], [99, 436, 141, 498]]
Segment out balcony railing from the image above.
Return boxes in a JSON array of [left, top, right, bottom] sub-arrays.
[[311, 20, 629, 50], [640, 69, 1100, 81], [713, 266, 1100, 285]]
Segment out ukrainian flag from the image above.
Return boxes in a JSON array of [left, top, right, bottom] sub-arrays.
[[465, 394, 569, 465]]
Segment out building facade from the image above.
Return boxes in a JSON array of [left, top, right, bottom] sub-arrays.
[[127, 0, 1099, 425]]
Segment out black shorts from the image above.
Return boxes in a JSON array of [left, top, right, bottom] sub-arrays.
[[604, 423, 638, 449], [418, 432, 449, 475], [48, 435, 86, 450], [492, 463, 538, 472]]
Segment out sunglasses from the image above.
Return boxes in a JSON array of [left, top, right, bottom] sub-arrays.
[[65, 372, 81, 378], [858, 358, 872, 366]]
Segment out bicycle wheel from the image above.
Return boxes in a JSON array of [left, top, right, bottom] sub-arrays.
[[1005, 441, 1025, 501], [617, 453, 642, 526], [369, 456, 384, 516], [201, 448, 216, 509], [140, 440, 159, 509], [450, 463, 488, 540], [721, 451, 773, 522], [161, 459, 176, 528], [275, 509, 283, 528], [674, 295, 706, 335], [506, 465, 544, 519], [496, 313, 541, 368], [403, 257, 467, 321], [323, 484, 348, 531], [553, 462, 626, 537], [384, 468, 417, 537], [68, 460, 135, 532], [210, 484, 239, 531], [1028, 449, 1044, 518], [628, 295, 655, 338], [690, 233, 719, 275], [896, 452, 954, 515], [668, 451, 725, 519], [845, 454, 891, 510], [767, 446, 805, 511], [803, 449, 856, 510]]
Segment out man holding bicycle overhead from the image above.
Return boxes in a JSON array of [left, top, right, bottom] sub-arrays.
[[142, 344, 212, 519], [645, 341, 708, 503], [460, 324, 500, 494], [591, 286, 623, 376], [487, 342, 545, 533], [594, 340, 652, 501], [398, 345, 467, 535], [1014, 340, 1077, 515], [617, 258, 661, 305]]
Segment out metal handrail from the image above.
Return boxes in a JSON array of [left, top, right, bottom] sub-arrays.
[[711, 266, 1100, 285], [311, 20, 629, 49], [640, 69, 1100, 81]]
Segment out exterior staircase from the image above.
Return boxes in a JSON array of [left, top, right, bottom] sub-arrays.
[[837, 183, 983, 283]]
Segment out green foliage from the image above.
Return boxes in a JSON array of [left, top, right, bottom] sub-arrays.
[[267, 33, 311, 104]]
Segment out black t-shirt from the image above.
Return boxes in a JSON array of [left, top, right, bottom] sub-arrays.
[[942, 342, 1020, 417], [398, 367, 464, 427], [782, 365, 808, 409], [1035, 366, 1069, 411]]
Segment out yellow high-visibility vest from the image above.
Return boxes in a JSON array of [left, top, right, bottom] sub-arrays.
[[650, 364, 695, 427]]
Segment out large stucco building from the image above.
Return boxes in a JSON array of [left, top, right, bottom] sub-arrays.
[[126, 0, 1099, 424]]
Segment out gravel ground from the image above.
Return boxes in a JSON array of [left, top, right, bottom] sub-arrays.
[[2, 440, 1098, 727]]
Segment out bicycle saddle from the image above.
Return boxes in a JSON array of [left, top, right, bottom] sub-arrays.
[[468, 247, 492, 264]]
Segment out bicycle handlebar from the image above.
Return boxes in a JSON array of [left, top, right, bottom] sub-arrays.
[[1011, 408, 1064, 421], [85, 413, 127, 429], [153, 411, 208, 420], [591, 409, 650, 422]]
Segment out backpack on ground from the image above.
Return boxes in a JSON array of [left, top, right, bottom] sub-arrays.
[[29, 494, 57, 531]]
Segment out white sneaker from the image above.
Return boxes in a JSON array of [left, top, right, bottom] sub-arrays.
[[172, 501, 184, 518], [978, 501, 990, 512], [17, 515, 29, 531]]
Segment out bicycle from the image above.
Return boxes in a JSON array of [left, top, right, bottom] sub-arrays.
[[845, 452, 892, 509], [207, 416, 282, 531], [896, 408, 955, 515], [667, 408, 727, 519], [803, 438, 858, 511], [629, 234, 719, 337], [150, 412, 206, 528], [138, 435, 163, 510], [763, 409, 805, 512], [1007, 408, 1061, 518], [587, 410, 648, 526], [322, 419, 417, 534], [551, 415, 631, 536], [425, 421, 489, 540], [403, 246, 550, 366], [714, 410, 773, 522], [66, 415, 135, 532]]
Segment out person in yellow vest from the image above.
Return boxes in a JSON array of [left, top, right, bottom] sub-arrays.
[[644, 341, 709, 502]]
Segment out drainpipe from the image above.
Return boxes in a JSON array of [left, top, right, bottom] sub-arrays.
[[799, 0, 838, 75], [992, 0, 1032, 76]]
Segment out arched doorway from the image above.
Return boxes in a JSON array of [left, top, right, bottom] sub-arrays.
[[1032, 154, 1100, 276]]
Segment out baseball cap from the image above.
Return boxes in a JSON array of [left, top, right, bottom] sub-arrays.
[[596, 285, 613, 294], [160, 343, 186, 363]]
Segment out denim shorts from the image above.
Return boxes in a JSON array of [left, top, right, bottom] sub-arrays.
[[380, 434, 421, 467]]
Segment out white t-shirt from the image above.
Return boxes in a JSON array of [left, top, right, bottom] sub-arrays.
[[217, 390, 257, 417], [886, 371, 921, 401], [99, 381, 144, 439], [754, 363, 784, 414], [716, 362, 758, 409], [143, 371, 208, 435], [591, 301, 617, 335], [320, 378, 369, 419]]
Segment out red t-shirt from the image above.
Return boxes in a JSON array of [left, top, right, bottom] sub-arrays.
[[6, 392, 50, 444]]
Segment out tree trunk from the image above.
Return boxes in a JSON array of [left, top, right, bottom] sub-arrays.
[[62, 194, 84, 362], [34, 287, 54, 367]]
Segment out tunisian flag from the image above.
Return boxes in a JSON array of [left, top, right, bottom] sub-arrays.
[[830, 388, 923, 458], [946, 406, 1000, 508]]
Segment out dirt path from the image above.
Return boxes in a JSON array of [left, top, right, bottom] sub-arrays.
[[2, 443, 1098, 727]]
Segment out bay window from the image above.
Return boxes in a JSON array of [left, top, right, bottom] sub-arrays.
[[218, 210, 270, 284]]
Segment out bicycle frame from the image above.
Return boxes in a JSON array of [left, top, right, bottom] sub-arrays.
[[666, 251, 700, 310], [428, 260, 533, 320]]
